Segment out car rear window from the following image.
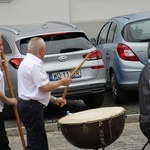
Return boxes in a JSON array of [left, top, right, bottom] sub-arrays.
[[18, 32, 93, 55], [122, 19, 150, 42]]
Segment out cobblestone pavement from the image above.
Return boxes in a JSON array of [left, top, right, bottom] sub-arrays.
[[8, 122, 149, 150]]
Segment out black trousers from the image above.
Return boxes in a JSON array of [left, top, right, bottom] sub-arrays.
[[140, 121, 150, 140], [0, 112, 11, 150], [18, 100, 49, 150]]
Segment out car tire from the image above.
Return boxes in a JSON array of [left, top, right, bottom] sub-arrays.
[[110, 72, 128, 104], [83, 93, 104, 109]]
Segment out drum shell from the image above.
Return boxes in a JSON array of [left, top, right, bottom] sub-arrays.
[[58, 113, 125, 149]]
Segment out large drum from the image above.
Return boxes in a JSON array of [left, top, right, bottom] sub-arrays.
[[58, 107, 126, 149]]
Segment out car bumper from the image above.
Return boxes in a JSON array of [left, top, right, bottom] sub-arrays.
[[116, 69, 141, 91], [52, 83, 106, 98]]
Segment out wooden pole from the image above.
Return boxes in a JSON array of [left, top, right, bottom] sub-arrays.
[[0, 50, 26, 149], [62, 52, 91, 99]]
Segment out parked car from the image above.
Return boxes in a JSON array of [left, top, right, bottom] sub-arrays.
[[90, 11, 150, 104], [0, 21, 106, 118]]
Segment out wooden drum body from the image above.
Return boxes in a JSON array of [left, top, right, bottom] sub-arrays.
[[58, 107, 126, 149]]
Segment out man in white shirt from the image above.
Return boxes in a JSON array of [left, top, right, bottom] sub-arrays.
[[0, 34, 17, 150], [17, 37, 71, 150]]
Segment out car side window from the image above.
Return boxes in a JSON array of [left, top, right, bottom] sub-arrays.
[[107, 22, 117, 43], [97, 22, 110, 45], [2, 36, 12, 54]]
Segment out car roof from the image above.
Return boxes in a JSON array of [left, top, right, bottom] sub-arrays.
[[109, 11, 150, 24], [0, 21, 83, 37]]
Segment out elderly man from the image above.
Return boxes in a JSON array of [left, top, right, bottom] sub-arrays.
[[17, 37, 71, 150]]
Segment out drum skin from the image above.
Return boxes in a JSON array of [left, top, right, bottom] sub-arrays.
[[58, 107, 125, 149]]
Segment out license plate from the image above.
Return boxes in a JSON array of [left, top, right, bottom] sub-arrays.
[[50, 70, 81, 81]]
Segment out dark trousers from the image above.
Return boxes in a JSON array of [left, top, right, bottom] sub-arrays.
[[18, 100, 49, 150], [0, 112, 11, 150], [140, 121, 150, 140]]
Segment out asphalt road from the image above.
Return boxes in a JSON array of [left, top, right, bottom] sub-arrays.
[[44, 89, 139, 121]]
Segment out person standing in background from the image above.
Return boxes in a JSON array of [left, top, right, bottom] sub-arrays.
[[139, 41, 150, 141], [17, 37, 71, 150], [0, 34, 18, 150]]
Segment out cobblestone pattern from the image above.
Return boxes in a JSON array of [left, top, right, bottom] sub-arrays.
[[8, 122, 149, 150]]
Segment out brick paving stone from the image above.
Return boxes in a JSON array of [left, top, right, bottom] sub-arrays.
[[8, 122, 150, 150]]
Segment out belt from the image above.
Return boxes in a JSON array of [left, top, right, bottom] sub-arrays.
[[19, 98, 45, 108]]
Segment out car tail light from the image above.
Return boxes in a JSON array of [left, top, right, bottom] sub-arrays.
[[83, 50, 105, 69], [91, 65, 104, 69], [117, 43, 139, 61], [9, 58, 23, 69], [83, 50, 102, 60]]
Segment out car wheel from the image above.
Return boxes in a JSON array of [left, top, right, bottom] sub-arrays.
[[110, 72, 128, 104], [83, 93, 104, 109], [111, 73, 128, 104]]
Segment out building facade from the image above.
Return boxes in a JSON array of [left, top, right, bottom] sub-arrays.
[[0, 0, 150, 38]]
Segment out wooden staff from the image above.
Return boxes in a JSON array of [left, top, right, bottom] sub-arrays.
[[62, 52, 91, 99], [0, 51, 26, 149]]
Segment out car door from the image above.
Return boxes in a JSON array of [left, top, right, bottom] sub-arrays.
[[96, 21, 117, 82]]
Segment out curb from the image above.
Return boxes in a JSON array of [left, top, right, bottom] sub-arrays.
[[6, 114, 139, 136], [125, 114, 139, 123]]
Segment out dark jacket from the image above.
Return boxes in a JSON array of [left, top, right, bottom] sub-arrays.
[[139, 62, 150, 122]]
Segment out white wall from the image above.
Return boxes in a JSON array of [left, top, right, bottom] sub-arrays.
[[69, 0, 150, 38], [0, 0, 150, 38], [0, 0, 70, 25], [69, 0, 150, 22]]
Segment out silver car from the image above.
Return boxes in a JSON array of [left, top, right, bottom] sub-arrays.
[[0, 21, 106, 118], [91, 11, 150, 104]]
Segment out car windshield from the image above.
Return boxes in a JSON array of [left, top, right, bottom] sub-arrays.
[[122, 19, 150, 42], [18, 32, 93, 55]]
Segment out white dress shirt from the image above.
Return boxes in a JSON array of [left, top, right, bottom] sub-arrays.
[[18, 53, 50, 106], [0, 70, 4, 112]]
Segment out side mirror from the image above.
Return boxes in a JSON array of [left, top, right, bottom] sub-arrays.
[[90, 38, 96, 46]]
